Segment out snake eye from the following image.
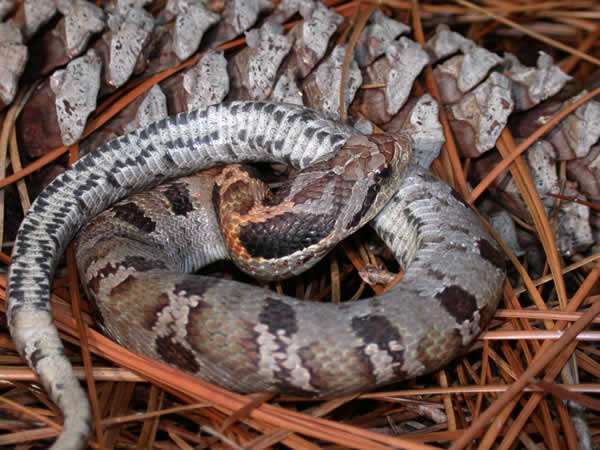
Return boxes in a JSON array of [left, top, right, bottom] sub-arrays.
[[377, 167, 390, 179]]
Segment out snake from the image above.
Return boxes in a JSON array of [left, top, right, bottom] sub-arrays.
[[6, 101, 505, 449]]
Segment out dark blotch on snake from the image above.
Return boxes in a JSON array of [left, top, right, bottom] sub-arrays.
[[211, 182, 222, 231], [113, 202, 156, 233], [436, 285, 478, 324], [121, 256, 166, 272], [109, 139, 121, 151], [162, 151, 175, 167], [304, 128, 317, 138], [258, 297, 298, 336], [449, 188, 470, 207], [109, 274, 140, 297], [30, 347, 49, 370], [477, 238, 505, 271], [426, 267, 447, 281], [315, 131, 328, 145], [89, 257, 165, 295], [105, 173, 121, 189], [238, 211, 333, 259], [172, 277, 221, 298], [177, 112, 189, 127], [163, 183, 194, 216], [349, 182, 380, 228], [402, 208, 425, 230], [155, 333, 200, 373], [156, 118, 167, 130], [351, 315, 404, 358], [351, 315, 406, 376], [141, 293, 173, 332]]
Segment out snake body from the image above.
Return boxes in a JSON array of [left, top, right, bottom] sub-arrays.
[[7, 102, 505, 449]]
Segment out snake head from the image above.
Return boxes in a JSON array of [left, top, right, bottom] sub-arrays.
[[333, 133, 413, 232], [367, 132, 413, 214], [214, 132, 413, 281], [365, 132, 413, 185]]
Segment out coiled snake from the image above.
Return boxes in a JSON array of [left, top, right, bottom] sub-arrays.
[[7, 102, 505, 448]]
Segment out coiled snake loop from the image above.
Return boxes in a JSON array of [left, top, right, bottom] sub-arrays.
[[7, 102, 505, 448]]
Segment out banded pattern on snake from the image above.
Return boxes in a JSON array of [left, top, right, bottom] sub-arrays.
[[7, 102, 505, 449]]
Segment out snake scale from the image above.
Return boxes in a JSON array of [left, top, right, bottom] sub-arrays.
[[7, 101, 505, 448]]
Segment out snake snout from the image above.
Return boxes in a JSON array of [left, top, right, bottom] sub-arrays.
[[366, 133, 413, 182], [363, 133, 413, 208]]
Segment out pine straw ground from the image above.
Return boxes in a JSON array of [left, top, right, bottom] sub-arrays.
[[1, 0, 600, 448]]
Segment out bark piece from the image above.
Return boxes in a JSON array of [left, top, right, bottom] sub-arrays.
[[350, 84, 389, 125], [519, 140, 560, 210], [18, 77, 63, 158], [426, 24, 470, 61], [556, 185, 593, 256], [50, 49, 102, 146], [354, 10, 410, 67], [80, 84, 167, 156], [222, 0, 273, 40], [230, 21, 293, 100], [270, 67, 303, 105], [303, 44, 362, 120], [382, 38, 429, 116], [183, 50, 229, 111], [152, 0, 223, 72], [289, 1, 343, 78], [25, 0, 105, 77], [433, 45, 502, 105], [433, 55, 465, 105], [160, 49, 229, 114], [459, 44, 503, 93], [447, 72, 514, 157], [487, 210, 524, 257], [510, 99, 560, 138], [567, 145, 600, 202], [104, 0, 153, 15], [0, 20, 27, 108], [546, 91, 600, 160], [166, 0, 221, 61], [504, 52, 572, 111], [125, 84, 168, 132], [57, 0, 106, 59], [269, 0, 302, 23], [516, 92, 600, 161], [103, 7, 154, 88], [384, 95, 444, 168], [352, 117, 373, 135], [355, 37, 428, 124], [22, 0, 57, 38], [503, 140, 593, 256]]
